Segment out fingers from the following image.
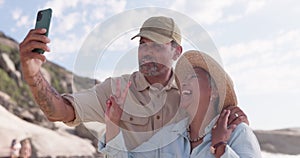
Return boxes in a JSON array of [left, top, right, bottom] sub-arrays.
[[110, 94, 122, 109], [232, 107, 245, 115], [105, 99, 112, 116], [21, 41, 50, 53], [109, 95, 118, 106], [109, 95, 124, 111], [26, 52, 47, 63], [215, 110, 237, 132], [223, 110, 230, 128], [219, 109, 230, 129], [229, 115, 248, 127], [106, 96, 123, 114], [227, 124, 237, 131], [225, 106, 249, 126], [212, 109, 240, 146], [24, 28, 49, 43], [115, 78, 121, 97], [226, 106, 246, 117], [121, 81, 131, 101], [20, 29, 51, 54], [113, 78, 131, 106]]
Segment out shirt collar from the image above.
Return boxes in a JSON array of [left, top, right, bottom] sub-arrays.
[[168, 114, 220, 135], [135, 69, 179, 91]]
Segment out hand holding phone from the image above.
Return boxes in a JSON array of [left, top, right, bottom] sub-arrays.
[[32, 8, 52, 54]]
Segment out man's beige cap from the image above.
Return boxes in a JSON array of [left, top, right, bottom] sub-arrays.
[[131, 16, 181, 45]]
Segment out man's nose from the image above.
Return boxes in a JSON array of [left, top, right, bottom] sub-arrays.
[[139, 44, 155, 54]]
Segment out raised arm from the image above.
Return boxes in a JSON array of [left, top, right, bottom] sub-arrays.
[[20, 28, 75, 122]]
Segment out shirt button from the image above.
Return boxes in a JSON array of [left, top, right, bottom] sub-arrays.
[[156, 115, 160, 120], [129, 117, 133, 121]]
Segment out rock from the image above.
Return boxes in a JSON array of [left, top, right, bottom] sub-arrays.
[[19, 110, 35, 122], [0, 91, 11, 101], [0, 105, 96, 157], [65, 73, 74, 92], [0, 33, 19, 50], [0, 53, 22, 85], [28, 107, 56, 130], [0, 92, 56, 130], [75, 122, 106, 147], [254, 129, 300, 155], [0, 53, 16, 72], [0, 90, 17, 112]]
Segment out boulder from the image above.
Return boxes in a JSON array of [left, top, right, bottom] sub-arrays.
[[19, 109, 35, 122], [254, 128, 300, 155], [0, 34, 19, 50], [0, 105, 96, 157], [0, 53, 22, 85], [75, 122, 106, 147], [0, 91, 16, 111], [0, 53, 16, 72]]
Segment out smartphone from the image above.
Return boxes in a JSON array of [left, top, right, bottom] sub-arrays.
[[32, 8, 52, 54]]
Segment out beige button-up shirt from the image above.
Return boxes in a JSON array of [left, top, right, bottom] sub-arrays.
[[62, 71, 185, 149]]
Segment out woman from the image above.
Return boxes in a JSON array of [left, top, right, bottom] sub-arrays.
[[99, 50, 261, 157]]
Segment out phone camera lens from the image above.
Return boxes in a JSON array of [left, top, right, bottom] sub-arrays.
[[37, 12, 43, 21]]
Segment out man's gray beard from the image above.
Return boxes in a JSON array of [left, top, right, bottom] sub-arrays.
[[140, 63, 159, 77], [139, 63, 169, 77]]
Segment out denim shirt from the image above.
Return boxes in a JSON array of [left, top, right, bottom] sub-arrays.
[[99, 116, 262, 158]]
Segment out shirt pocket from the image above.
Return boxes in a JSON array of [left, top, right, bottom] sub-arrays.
[[121, 112, 150, 126]]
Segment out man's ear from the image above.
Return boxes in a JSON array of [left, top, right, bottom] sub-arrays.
[[172, 45, 182, 60]]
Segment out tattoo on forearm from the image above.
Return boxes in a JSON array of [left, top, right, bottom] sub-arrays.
[[29, 72, 61, 117]]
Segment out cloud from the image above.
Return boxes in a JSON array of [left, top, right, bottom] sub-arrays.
[[46, 33, 83, 60], [11, 8, 31, 28], [107, 0, 127, 14], [44, 0, 126, 22], [0, 0, 4, 6], [220, 29, 300, 95], [43, 0, 79, 17], [41, 0, 127, 67], [244, 0, 267, 14], [55, 12, 81, 33], [170, 0, 234, 25], [170, 0, 267, 25], [106, 32, 137, 52]]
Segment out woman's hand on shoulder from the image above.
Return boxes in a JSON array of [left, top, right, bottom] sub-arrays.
[[211, 109, 237, 145]]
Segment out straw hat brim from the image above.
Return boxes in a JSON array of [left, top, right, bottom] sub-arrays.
[[175, 50, 237, 112]]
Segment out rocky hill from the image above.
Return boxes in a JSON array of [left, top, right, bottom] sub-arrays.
[[0, 31, 101, 128], [0, 31, 104, 157], [1, 31, 300, 157], [254, 128, 300, 155]]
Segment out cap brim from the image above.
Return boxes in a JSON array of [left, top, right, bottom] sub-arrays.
[[131, 30, 172, 44]]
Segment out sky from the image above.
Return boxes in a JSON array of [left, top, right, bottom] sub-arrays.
[[0, 0, 300, 130]]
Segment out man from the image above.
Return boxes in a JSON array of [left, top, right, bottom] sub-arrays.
[[19, 16, 248, 150]]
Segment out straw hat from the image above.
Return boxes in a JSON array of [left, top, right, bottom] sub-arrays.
[[131, 16, 181, 45], [175, 50, 237, 112]]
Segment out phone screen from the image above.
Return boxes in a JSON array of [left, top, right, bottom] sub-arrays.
[[32, 8, 52, 54]]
